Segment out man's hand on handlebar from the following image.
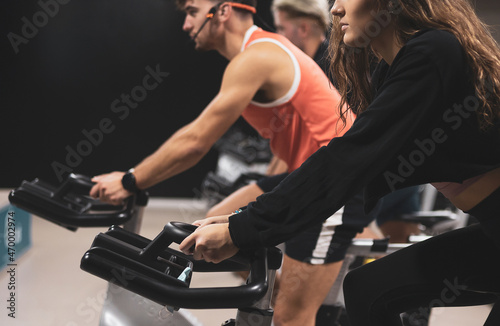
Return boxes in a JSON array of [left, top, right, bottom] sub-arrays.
[[180, 222, 239, 264], [90, 172, 132, 205]]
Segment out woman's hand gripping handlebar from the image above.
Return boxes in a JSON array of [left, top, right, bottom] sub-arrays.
[[179, 214, 240, 264]]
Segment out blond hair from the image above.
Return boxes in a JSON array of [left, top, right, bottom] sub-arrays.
[[272, 0, 331, 32]]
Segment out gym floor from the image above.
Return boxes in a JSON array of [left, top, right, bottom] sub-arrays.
[[0, 190, 492, 326]]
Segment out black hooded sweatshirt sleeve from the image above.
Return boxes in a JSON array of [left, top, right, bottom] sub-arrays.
[[228, 29, 500, 250]]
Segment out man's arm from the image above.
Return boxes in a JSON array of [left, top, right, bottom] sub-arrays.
[[266, 156, 288, 175], [90, 45, 280, 204]]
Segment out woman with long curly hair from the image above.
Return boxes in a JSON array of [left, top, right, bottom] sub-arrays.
[[180, 0, 500, 324]]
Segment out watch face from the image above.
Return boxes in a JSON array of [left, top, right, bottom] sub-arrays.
[[122, 172, 136, 191]]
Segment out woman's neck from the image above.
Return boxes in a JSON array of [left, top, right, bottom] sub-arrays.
[[371, 25, 402, 65]]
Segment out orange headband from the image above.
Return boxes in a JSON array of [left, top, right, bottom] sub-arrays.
[[226, 2, 257, 14]]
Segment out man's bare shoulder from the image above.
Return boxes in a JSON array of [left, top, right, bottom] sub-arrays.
[[228, 41, 292, 72]]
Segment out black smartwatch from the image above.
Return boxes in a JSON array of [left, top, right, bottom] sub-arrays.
[[121, 168, 139, 192]]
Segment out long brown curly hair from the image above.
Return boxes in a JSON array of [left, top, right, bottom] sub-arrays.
[[329, 0, 500, 130]]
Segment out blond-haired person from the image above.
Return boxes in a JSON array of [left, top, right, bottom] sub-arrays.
[[272, 0, 331, 71]]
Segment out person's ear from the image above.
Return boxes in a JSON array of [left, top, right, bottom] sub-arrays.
[[218, 2, 232, 22], [298, 20, 310, 37]]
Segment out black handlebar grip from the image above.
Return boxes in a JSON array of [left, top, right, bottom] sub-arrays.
[[169, 222, 198, 243], [140, 222, 197, 260], [54, 173, 96, 198], [140, 222, 253, 269]]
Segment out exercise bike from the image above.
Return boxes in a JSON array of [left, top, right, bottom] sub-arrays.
[[200, 126, 272, 207], [8, 173, 210, 325], [80, 221, 282, 326]]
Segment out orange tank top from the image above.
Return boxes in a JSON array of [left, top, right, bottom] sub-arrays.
[[241, 26, 354, 172]]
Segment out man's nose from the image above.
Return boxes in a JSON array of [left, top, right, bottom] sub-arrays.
[[182, 17, 192, 32]]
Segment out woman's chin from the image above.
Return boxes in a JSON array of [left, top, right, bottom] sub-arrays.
[[344, 34, 371, 49]]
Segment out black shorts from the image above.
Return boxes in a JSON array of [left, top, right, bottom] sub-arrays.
[[256, 174, 378, 264]]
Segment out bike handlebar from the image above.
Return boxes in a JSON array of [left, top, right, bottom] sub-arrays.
[[8, 173, 148, 231], [81, 221, 282, 309]]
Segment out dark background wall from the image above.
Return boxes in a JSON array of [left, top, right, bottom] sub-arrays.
[[1, 0, 273, 197], [1, 0, 498, 197]]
